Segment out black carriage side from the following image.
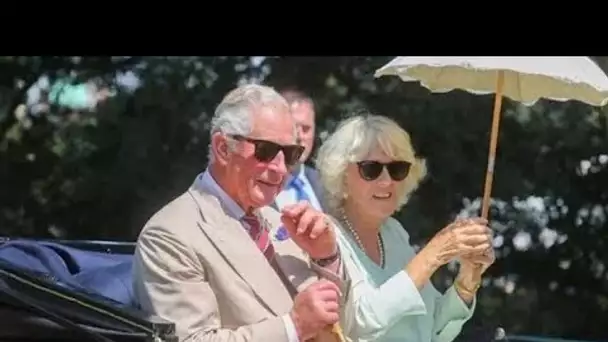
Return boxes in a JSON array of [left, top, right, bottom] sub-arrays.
[[0, 238, 177, 342]]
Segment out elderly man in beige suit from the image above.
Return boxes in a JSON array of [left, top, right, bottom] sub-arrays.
[[133, 84, 349, 342]]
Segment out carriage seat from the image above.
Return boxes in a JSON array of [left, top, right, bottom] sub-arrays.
[[0, 239, 135, 307]]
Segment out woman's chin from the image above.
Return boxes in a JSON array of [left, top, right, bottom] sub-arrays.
[[366, 203, 397, 219]]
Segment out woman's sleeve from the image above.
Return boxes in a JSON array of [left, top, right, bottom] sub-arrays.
[[339, 220, 428, 341], [431, 283, 476, 342]]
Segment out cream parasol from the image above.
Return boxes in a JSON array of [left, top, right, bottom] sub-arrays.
[[374, 56, 608, 219]]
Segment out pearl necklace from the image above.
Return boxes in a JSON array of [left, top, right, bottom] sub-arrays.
[[340, 211, 385, 268]]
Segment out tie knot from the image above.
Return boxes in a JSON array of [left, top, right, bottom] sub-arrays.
[[242, 214, 260, 226], [290, 176, 304, 188]]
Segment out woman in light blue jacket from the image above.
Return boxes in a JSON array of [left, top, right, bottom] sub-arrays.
[[316, 114, 495, 342]]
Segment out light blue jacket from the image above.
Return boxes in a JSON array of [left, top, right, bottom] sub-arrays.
[[337, 217, 475, 342]]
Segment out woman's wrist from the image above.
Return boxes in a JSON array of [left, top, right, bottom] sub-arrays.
[[455, 276, 480, 293], [455, 265, 482, 304], [454, 278, 479, 305], [457, 263, 483, 287], [419, 245, 444, 270], [405, 248, 441, 289]]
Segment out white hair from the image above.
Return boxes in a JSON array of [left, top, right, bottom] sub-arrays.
[[207, 84, 289, 163], [316, 114, 427, 215]]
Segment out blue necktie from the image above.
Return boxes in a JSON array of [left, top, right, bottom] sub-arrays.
[[290, 176, 311, 203]]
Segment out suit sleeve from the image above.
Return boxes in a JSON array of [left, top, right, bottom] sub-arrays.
[[133, 224, 289, 342], [310, 245, 349, 294]]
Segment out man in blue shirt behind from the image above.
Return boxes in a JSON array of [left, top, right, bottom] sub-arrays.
[[273, 88, 325, 212]]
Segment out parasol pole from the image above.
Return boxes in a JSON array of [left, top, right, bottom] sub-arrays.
[[481, 70, 506, 220]]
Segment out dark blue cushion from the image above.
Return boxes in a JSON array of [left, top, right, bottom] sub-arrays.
[[0, 240, 134, 306]]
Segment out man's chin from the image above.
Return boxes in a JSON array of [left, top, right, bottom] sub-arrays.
[[251, 183, 280, 207], [251, 197, 276, 209]]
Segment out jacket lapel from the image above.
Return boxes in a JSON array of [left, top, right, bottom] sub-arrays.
[[260, 207, 319, 292], [187, 186, 293, 316], [262, 208, 343, 342], [269, 200, 279, 211]]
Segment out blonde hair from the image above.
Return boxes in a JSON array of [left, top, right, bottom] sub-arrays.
[[316, 114, 427, 214]]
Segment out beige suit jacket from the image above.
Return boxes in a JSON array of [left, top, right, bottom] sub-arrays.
[[133, 182, 347, 342]]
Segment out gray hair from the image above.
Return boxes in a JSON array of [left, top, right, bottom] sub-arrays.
[[207, 84, 289, 163], [316, 114, 427, 215]]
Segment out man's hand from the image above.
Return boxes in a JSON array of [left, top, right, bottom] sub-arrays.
[[281, 201, 337, 260], [290, 280, 341, 341]]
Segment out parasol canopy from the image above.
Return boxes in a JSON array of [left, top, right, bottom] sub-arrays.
[[374, 56, 608, 219]]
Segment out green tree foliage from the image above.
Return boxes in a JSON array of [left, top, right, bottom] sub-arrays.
[[1, 56, 607, 340]]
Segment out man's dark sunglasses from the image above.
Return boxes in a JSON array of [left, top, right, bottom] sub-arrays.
[[357, 160, 411, 181], [231, 135, 304, 166]]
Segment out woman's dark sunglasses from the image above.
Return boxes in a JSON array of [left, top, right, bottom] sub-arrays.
[[357, 160, 411, 181], [231, 135, 304, 167]]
